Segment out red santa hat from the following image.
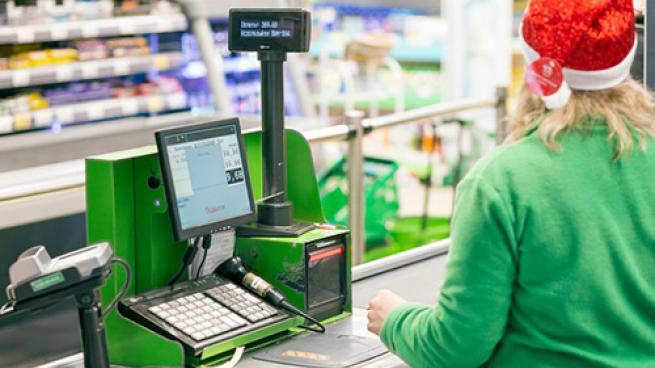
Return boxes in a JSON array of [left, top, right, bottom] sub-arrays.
[[520, 0, 637, 109]]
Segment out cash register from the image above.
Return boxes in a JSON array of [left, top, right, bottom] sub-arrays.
[[117, 119, 308, 355]]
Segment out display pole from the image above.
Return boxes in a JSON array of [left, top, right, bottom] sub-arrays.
[[257, 51, 293, 227]]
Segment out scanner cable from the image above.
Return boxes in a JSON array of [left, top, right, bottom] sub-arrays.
[[102, 257, 131, 318]]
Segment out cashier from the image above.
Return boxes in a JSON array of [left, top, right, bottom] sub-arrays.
[[367, 1, 655, 367]]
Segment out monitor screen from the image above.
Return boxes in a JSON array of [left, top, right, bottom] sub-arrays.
[[156, 119, 256, 241]]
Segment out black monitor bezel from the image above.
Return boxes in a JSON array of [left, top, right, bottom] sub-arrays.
[[155, 118, 257, 242], [228, 8, 311, 53]]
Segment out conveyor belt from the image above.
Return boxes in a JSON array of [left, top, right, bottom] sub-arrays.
[[352, 250, 449, 308], [351, 239, 450, 307]]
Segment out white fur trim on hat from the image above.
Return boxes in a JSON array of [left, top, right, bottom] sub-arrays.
[[519, 25, 638, 91], [541, 81, 572, 109]]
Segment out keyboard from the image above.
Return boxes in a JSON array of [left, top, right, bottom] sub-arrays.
[[118, 274, 290, 353]]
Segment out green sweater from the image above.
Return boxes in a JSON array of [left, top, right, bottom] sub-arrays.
[[381, 125, 655, 367]]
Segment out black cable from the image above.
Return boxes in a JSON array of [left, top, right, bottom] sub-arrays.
[[280, 300, 326, 333], [196, 235, 212, 279], [196, 249, 208, 279], [168, 237, 201, 286], [196, 248, 208, 279], [102, 257, 131, 318]]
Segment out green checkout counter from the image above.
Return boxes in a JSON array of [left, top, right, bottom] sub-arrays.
[[77, 114, 450, 367], [81, 98, 453, 366]]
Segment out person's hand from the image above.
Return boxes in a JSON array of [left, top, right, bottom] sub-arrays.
[[366, 289, 407, 336]]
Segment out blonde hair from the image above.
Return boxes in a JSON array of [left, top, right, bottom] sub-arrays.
[[506, 78, 655, 159]]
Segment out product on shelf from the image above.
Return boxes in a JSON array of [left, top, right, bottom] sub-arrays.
[[8, 48, 78, 68], [0, 73, 187, 135], [74, 39, 110, 61], [105, 36, 150, 57], [44, 81, 114, 106], [5, 0, 114, 25], [0, 91, 49, 115], [113, 0, 151, 16], [1, 74, 182, 114], [0, 35, 158, 71]]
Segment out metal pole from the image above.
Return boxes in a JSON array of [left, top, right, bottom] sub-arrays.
[[302, 125, 351, 143], [347, 110, 366, 266], [76, 289, 110, 368], [363, 97, 497, 131], [190, 18, 234, 115], [303, 98, 499, 144], [495, 87, 508, 145], [258, 51, 293, 226]]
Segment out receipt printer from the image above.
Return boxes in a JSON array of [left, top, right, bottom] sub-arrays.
[[236, 230, 351, 321]]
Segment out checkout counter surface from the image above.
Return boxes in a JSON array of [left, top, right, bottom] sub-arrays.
[[37, 241, 450, 368]]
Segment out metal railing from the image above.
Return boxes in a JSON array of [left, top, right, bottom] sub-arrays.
[[0, 91, 507, 262], [303, 92, 506, 265]]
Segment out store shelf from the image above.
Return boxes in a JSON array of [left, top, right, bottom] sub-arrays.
[[0, 14, 188, 45], [0, 91, 188, 134], [0, 52, 184, 89]]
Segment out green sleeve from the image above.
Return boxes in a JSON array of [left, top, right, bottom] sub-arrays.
[[380, 177, 518, 368]]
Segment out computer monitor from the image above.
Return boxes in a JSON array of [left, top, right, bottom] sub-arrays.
[[156, 118, 256, 241]]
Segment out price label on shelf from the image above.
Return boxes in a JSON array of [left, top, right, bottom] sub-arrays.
[[147, 96, 165, 113], [81, 25, 99, 38], [87, 103, 106, 121], [55, 65, 74, 82], [16, 28, 35, 43], [55, 108, 74, 124], [0, 116, 13, 134], [33, 109, 54, 128], [13, 113, 31, 131], [113, 59, 131, 75], [153, 55, 171, 71], [122, 99, 140, 115], [12, 70, 30, 87], [81, 63, 99, 79], [50, 26, 68, 41]]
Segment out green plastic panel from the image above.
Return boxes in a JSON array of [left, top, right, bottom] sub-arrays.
[[86, 148, 185, 367], [244, 130, 325, 222], [86, 129, 331, 367]]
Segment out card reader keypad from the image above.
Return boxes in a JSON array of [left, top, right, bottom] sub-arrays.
[[206, 283, 278, 323], [149, 293, 248, 341]]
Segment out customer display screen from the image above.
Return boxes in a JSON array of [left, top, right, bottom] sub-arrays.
[[228, 9, 311, 52], [239, 19, 294, 39], [156, 119, 255, 241]]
